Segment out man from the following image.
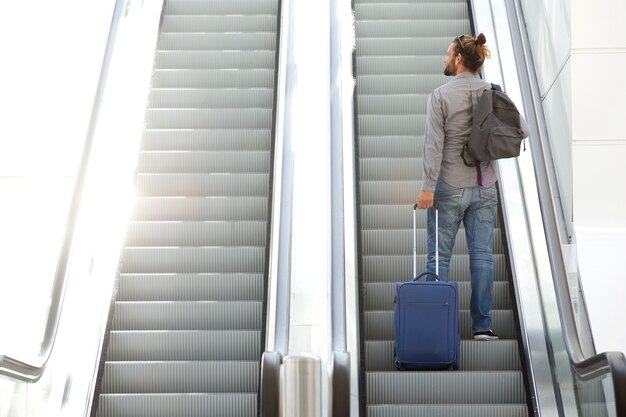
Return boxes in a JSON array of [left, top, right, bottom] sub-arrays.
[[416, 33, 506, 341]]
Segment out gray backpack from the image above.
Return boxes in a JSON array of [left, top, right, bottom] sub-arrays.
[[461, 84, 528, 184]]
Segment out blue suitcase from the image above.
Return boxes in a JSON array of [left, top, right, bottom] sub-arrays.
[[394, 208, 460, 370]]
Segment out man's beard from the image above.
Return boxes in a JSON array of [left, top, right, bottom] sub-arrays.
[[444, 60, 456, 76]]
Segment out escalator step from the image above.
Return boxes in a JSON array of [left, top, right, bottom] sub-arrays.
[[361, 229, 504, 255], [152, 69, 274, 89], [149, 88, 274, 108], [363, 281, 512, 311], [366, 404, 529, 417], [356, 18, 470, 38], [355, 3, 469, 20], [362, 254, 508, 282], [117, 273, 264, 302], [365, 340, 521, 371], [97, 393, 256, 417], [158, 32, 277, 51], [145, 108, 273, 130], [162, 15, 277, 33], [135, 173, 269, 197], [137, 151, 270, 174], [356, 74, 444, 94], [142, 129, 271, 151], [100, 361, 259, 393], [131, 197, 268, 221], [358, 94, 429, 114], [106, 330, 260, 361], [363, 310, 516, 340], [121, 247, 265, 274], [164, 0, 278, 15], [366, 371, 525, 404], [111, 301, 262, 330], [126, 221, 266, 246]]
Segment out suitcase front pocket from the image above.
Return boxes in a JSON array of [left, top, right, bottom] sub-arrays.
[[400, 301, 453, 366]]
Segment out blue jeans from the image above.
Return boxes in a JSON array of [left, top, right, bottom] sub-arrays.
[[426, 179, 498, 333]]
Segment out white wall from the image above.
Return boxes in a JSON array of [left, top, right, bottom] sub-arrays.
[[570, 0, 626, 355], [520, 0, 626, 355]]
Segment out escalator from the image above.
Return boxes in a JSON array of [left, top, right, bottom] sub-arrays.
[[354, 1, 529, 416], [94, 0, 279, 416]]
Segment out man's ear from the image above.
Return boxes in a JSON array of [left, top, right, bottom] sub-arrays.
[[455, 53, 462, 65]]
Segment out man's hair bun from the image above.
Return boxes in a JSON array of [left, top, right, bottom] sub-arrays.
[[476, 33, 487, 45]]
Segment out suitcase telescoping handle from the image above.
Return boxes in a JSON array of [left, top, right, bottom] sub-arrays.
[[412, 205, 439, 279]]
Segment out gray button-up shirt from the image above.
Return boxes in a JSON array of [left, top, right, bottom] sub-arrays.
[[421, 72, 494, 192]]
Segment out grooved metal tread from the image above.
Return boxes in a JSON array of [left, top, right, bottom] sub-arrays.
[[366, 340, 521, 371], [101, 361, 259, 393], [364, 281, 512, 310], [97, 393, 257, 417], [131, 197, 268, 221], [141, 129, 272, 151], [361, 254, 508, 282], [367, 404, 529, 417], [366, 371, 526, 403], [106, 330, 261, 361], [117, 273, 264, 301], [364, 309, 517, 340]]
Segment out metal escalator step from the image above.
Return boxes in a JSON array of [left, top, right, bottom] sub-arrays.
[[366, 404, 529, 417], [357, 56, 446, 76], [358, 94, 429, 114], [101, 361, 259, 393], [142, 129, 271, 151], [358, 114, 426, 136], [357, 37, 458, 57], [361, 204, 427, 229], [360, 157, 422, 180], [117, 273, 263, 301], [111, 301, 261, 330], [361, 229, 504, 255], [358, 136, 423, 158], [356, 19, 470, 38], [363, 310, 516, 340], [355, 3, 469, 20], [138, 151, 270, 174], [356, 74, 445, 94], [126, 221, 266, 246], [131, 197, 268, 221], [365, 339, 520, 371], [360, 180, 422, 204], [149, 88, 274, 108], [363, 281, 511, 311], [164, 0, 278, 15], [106, 330, 260, 361], [97, 393, 256, 417], [145, 108, 273, 130], [135, 173, 269, 197], [162, 15, 277, 33], [156, 51, 274, 70], [158, 33, 276, 52], [360, 204, 502, 230], [367, 370, 525, 404], [121, 247, 265, 274], [152, 69, 275, 89], [362, 254, 507, 283]]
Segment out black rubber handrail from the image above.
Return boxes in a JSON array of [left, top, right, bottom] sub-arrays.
[[505, 1, 626, 415], [0, 0, 125, 383]]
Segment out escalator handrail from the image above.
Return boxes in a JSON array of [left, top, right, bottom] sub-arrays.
[[0, 0, 126, 383], [506, 0, 626, 414], [260, 0, 291, 413], [330, 0, 355, 414]]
